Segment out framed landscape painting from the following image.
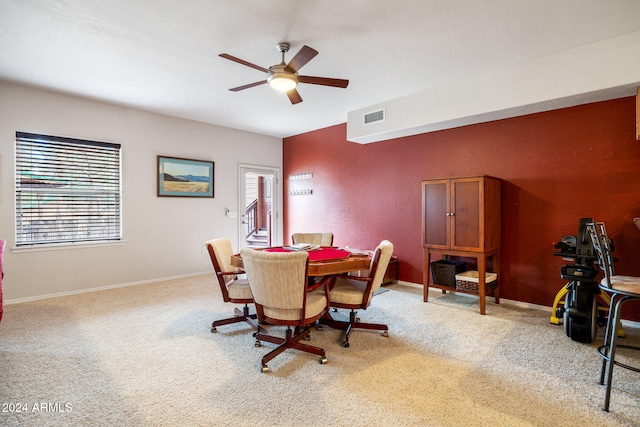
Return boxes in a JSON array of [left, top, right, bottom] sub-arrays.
[[157, 156, 214, 197]]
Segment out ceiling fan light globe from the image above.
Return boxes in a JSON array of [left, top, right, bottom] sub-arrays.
[[268, 72, 298, 92]]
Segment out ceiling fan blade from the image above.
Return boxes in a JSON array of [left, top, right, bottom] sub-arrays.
[[219, 53, 269, 73], [286, 89, 303, 105], [298, 75, 349, 88], [229, 80, 267, 92], [284, 45, 318, 73]]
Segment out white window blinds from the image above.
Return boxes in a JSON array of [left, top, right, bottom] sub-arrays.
[[15, 132, 122, 246]]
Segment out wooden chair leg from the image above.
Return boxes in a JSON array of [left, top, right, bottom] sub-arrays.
[[261, 331, 291, 366], [257, 326, 326, 368], [319, 310, 388, 347], [239, 305, 260, 331], [211, 304, 258, 332]]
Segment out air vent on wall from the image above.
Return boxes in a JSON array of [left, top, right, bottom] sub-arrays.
[[363, 108, 385, 125]]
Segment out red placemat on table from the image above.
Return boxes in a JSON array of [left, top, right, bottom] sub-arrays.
[[266, 247, 351, 261]]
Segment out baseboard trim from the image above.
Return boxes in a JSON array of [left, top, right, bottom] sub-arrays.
[[7, 276, 640, 329], [392, 280, 640, 329], [4, 271, 211, 305]]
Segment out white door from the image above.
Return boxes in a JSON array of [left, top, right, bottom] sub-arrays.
[[238, 164, 280, 250]]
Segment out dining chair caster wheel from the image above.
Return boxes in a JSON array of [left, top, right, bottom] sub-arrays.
[[315, 325, 323, 331], [254, 340, 261, 347], [261, 365, 269, 373], [210, 327, 217, 333], [303, 334, 311, 341], [382, 330, 389, 337], [342, 341, 350, 348], [319, 357, 327, 365]]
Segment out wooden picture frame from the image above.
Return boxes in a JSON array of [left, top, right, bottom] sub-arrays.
[[157, 156, 214, 197]]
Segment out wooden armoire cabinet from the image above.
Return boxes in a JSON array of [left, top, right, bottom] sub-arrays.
[[422, 176, 501, 314]]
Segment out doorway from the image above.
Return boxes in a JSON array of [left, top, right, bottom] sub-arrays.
[[238, 165, 280, 250]]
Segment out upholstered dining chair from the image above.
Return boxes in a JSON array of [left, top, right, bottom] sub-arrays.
[[240, 248, 331, 373], [586, 222, 640, 412], [292, 232, 334, 247], [321, 240, 394, 347], [205, 238, 258, 333]]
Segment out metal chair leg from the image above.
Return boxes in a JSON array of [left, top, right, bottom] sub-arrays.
[[598, 293, 619, 385], [602, 296, 625, 411]]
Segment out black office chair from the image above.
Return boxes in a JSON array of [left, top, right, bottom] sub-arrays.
[[586, 222, 640, 412]]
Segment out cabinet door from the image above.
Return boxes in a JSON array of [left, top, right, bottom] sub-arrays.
[[451, 178, 481, 251], [422, 179, 450, 249]]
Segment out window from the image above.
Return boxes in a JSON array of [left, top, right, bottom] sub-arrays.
[[15, 132, 122, 247]]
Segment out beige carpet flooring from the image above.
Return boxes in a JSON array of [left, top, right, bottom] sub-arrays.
[[1, 274, 639, 427]]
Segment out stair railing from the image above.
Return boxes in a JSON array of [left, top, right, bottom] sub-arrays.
[[244, 199, 258, 238], [266, 209, 272, 246]]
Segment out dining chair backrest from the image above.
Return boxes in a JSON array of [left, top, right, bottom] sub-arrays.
[[366, 240, 394, 303], [292, 232, 334, 247], [206, 237, 236, 286], [240, 249, 310, 317], [586, 222, 615, 289]]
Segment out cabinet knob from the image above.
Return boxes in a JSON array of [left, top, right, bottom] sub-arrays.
[[446, 212, 455, 216]]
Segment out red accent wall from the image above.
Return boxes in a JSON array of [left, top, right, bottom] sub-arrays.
[[283, 97, 640, 318]]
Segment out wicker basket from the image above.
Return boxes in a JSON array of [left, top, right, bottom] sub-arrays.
[[430, 260, 467, 288], [455, 270, 498, 292]]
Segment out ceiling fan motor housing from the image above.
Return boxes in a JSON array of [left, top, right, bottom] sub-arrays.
[[267, 64, 298, 91]]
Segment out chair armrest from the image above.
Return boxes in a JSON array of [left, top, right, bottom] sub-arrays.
[[307, 275, 336, 292], [308, 277, 333, 317], [217, 268, 245, 277]]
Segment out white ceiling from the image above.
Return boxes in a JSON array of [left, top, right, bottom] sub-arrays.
[[2, 0, 640, 139]]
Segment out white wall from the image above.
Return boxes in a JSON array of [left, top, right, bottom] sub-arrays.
[[347, 30, 640, 143], [0, 81, 282, 301]]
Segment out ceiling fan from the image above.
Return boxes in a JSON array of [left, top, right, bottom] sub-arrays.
[[219, 43, 349, 105]]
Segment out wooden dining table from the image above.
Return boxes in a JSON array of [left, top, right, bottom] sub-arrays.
[[231, 247, 371, 277]]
